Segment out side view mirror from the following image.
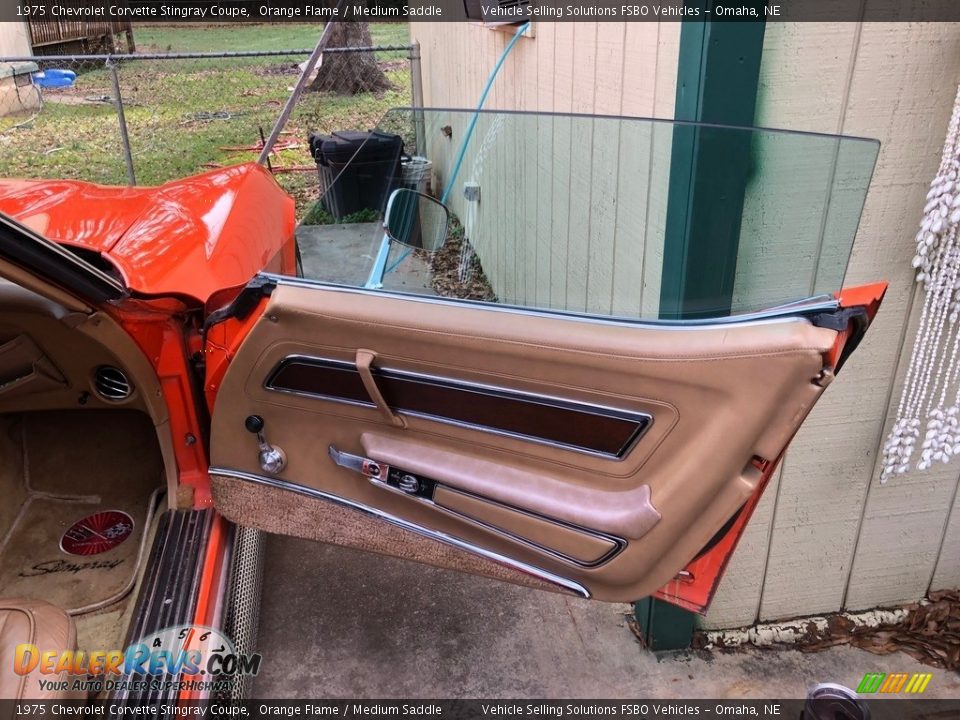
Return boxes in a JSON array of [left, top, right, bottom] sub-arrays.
[[383, 188, 449, 252]]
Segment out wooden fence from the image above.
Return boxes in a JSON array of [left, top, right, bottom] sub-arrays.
[[28, 18, 135, 53]]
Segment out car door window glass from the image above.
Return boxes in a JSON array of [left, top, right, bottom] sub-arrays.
[[292, 109, 879, 321]]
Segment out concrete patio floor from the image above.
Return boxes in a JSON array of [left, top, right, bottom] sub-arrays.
[[252, 534, 959, 700], [296, 222, 435, 294]]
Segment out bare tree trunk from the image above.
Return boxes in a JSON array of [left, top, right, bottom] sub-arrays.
[[309, 22, 391, 95]]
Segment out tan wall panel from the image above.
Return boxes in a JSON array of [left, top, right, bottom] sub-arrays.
[[932, 486, 960, 589], [759, 21, 960, 620], [702, 21, 865, 628], [409, 22, 679, 317], [0, 22, 32, 56], [845, 294, 960, 608]]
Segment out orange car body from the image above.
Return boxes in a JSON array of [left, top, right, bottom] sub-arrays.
[[0, 162, 297, 512], [0, 162, 297, 303]]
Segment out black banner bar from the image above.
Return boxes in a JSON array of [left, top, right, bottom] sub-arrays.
[[1, 699, 959, 719]]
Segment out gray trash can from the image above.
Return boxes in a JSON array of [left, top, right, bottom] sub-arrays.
[[401, 156, 432, 193]]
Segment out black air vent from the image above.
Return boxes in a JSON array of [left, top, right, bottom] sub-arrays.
[[94, 365, 132, 401]]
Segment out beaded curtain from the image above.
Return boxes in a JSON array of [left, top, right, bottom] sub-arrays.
[[881, 84, 960, 481]]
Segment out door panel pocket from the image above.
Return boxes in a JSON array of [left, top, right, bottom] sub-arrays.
[[0, 334, 67, 400], [433, 485, 622, 566]]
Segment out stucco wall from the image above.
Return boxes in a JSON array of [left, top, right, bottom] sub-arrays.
[[410, 19, 960, 628]]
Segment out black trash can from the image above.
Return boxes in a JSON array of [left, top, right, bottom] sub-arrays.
[[308, 130, 404, 221]]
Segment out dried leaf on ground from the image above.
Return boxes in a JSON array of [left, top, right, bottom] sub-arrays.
[[418, 226, 497, 302], [699, 591, 959, 670]]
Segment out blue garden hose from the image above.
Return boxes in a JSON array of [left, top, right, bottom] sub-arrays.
[[365, 21, 531, 288]]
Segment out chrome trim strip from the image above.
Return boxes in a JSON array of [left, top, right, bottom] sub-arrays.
[[265, 355, 651, 460], [430, 490, 626, 568], [261, 273, 840, 330], [438, 505, 623, 569], [268, 385, 376, 410], [209, 466, 592, 599]]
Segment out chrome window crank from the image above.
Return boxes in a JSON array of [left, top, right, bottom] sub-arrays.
[[244, 415, 287, 474]]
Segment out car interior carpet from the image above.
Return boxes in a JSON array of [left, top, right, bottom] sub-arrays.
[[0, 411, 164, 618]]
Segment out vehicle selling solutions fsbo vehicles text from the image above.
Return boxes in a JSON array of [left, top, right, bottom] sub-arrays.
[[485, 4, 780, 18], [485, 4, 703, 19]]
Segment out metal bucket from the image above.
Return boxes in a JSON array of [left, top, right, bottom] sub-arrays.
[[401, 156, 432, 193]]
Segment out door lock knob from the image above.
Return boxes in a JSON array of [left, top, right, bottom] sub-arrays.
[[245, 415, 287, 474]]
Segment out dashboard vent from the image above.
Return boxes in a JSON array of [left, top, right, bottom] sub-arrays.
[[94, 365, 132, 401]]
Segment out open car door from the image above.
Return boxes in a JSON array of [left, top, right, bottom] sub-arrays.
[[205, 110, 884, 610]]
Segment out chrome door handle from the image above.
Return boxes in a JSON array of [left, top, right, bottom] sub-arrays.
[[328, 445, 388, 480]]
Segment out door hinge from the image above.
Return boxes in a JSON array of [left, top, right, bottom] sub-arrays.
[[203, 276, 277, 332], [808, 305, 870, 374]]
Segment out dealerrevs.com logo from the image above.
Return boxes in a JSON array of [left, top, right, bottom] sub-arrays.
[[13, 624, 261, 694]]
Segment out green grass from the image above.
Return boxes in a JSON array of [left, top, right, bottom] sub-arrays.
[[133, 22, 410, 57], [301, 205, 379, 226], [0, 23, 411, 218]]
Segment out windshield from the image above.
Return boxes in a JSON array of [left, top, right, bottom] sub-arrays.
[[297, 108, 879, 321]]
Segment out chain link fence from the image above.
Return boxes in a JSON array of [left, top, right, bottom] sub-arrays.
[[0, 43, 419, 218]]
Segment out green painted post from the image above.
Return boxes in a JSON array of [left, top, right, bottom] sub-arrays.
[[635, 3, 767, 650], [659, 3, 767, 319], [634, 596, 697, 653]]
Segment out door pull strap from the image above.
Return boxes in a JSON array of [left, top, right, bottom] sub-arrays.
[[356, 349, 406, 428]]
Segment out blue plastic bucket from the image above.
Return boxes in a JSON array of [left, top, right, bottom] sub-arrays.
[[33, 69, 77, 89]]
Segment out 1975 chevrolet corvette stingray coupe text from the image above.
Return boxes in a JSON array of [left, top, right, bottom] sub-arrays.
[[0, 109, 884, 705]]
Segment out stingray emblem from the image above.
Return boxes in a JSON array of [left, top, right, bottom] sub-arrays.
[[59, 510, 134, 556]]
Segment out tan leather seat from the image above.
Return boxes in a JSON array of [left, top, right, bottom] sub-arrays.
[[0, 598, 79, 700]]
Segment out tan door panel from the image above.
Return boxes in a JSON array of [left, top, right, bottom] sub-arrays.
[[209, 283, 836, 601]]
